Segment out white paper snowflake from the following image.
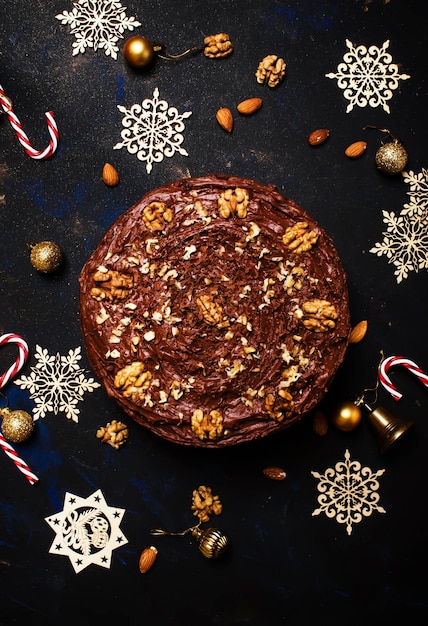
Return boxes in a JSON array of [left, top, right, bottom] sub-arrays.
[[370, 169, 428, 283], [56, 0, 141, 59], [312, 449, 386, 535], [113, 88, 192, 173], [326, 39, 410, 113], [14, 345, 100, 423], [45, 489, 127, 573]]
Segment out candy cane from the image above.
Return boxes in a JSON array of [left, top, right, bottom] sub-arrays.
[[0, 433, 39, 484], [0, 333, 38, 485], [0, 84, 59, 160], [0, 333, 29, 389], [379, 355, 428, 401]]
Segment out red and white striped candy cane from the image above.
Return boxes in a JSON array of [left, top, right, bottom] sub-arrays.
[[379, 355, 428, 401], [0, 84, 59, 160], [0, 333, 38, 485], [0, 433, 39, 484], [0, 333, 29, 389]]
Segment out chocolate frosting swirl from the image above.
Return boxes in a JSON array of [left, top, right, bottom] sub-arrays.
[[79, 175, 350, 447]]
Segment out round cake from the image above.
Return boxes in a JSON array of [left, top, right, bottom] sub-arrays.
[[79, 175, 350, 447]]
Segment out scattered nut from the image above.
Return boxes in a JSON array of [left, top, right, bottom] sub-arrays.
[[216, 107, 233, 132], [349, 320, 368, 344], [102, 163, 119, 186], [308, 129, 330, 146], [237, 97, 263, 115], [203, 33, 233, 58], [96, 419, 129, 449], [139, 546, 158, 573], [255, 54, 286, 87], [263, 466, 287, 480], [192, 485, 223, 522], [312, 410, 328, 436], [345, 141, 367, 158]]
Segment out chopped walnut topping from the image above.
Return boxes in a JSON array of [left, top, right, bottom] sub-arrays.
[[299, 299, 338, 332], [191, 485, 223, 523], [191, 409, 223, 441], [96, 419, 128, 449], [203, 33, 233, 58], [91, 269, 133, 303], [282, 222, 318, 253], [218, 187, 250, 219], [226, 359, 245, 378], [114, 361, 152, 398], [256, 54, 286, 87], [264, 390, 294, 422], [142, 201, 174, 231], [196, 293, 223, 325]]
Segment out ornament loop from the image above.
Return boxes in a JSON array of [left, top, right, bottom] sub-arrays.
[[156, 45, 204, 61], [150, 522, 201, 537]]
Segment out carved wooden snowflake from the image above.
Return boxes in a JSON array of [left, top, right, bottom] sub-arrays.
[[14, 345, 100, 422], [326, 39, 410, 113], [56, 0, 141, 59], [113, 88, 192, 173], [45, 489, 127, 573], [370, 169, 428, 283], [312, 449, 386, 535]]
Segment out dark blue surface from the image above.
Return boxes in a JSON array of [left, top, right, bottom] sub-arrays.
[[1, 1, 428, 624]]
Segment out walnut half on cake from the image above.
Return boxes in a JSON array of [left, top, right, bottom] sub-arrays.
[[79, 175, 350, 447]]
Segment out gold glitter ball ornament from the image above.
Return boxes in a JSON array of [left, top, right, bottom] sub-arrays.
[[375, 139, 408, 175], [29, 241, 63, 273], [331, 402, 362, 432], [0, 407, 34, 443]]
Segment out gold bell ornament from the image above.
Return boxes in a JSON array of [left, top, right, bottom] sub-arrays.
[[363, 125, 408, 175], [122, 32, 233, 69], [150, 522, 229, 559], [355, 398, 413, 454], [331, 351, 414, 453], [331, 397, 413, 453]]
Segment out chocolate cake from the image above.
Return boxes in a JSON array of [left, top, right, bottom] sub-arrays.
[[79, 175, 350, 447]]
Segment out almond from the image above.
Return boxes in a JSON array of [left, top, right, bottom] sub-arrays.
[[102, 162, 120, 186], [312, 410, 328, 436], [237, 97, 263, 115], [139, 545, 158, 573], [216, 107, 233, 132], [349, 320, 368, 344], [263, 466, 286, 480], [345, 141, 367, 158], [308, 128, 330, 146]]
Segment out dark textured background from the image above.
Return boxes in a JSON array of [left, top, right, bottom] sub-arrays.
[[1, 1, 427, 624]]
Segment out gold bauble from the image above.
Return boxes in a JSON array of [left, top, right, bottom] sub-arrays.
[[0, 408, 34, 443], [191, 527, 229, 559], [123, 36, 155, 68], [29, 241, 63, 274], [375, 140, 408, 175], [331, 402, 362, 432]]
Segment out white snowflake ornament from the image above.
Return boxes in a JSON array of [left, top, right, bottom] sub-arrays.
[[56, 0, 141, 59], [370, 169, 428, 282], [326, 39, 410, 113], [312, 449, 386, 535], [45, 489, 127, 573], [14, 345, 100, 423], [113, 88, 193, 173]]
